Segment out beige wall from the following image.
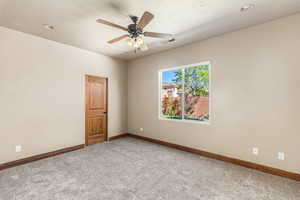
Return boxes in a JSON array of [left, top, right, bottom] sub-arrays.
[[0, 27, 127, 163], [128, 13, 300, 173]]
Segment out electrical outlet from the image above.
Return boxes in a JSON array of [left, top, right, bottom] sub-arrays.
[[140, 128, 144, 132], [252, 147, 259, 155], [278, 152, 285, 160], [15, 145, 22, 153]]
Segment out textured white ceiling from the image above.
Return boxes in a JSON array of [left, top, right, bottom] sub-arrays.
[[1, 0, 300, 60]]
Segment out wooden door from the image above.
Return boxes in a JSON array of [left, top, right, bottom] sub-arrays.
[[85, 75, 107, 145]]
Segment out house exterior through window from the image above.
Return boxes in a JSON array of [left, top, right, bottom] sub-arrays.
[[159, 62, 210, 124]]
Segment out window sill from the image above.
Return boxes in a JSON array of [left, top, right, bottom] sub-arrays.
[[158, 117, 210, 125]]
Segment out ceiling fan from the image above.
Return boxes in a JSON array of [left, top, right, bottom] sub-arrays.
[[96, 11, 173, 52]]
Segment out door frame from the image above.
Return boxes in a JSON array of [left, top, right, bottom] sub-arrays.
[[85, 75, 108, 146]]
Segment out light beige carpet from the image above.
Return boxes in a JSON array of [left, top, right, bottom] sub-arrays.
[[0, 137, 299, 200]]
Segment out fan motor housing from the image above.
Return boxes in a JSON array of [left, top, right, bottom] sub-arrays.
[[128, 24, 143, 37]]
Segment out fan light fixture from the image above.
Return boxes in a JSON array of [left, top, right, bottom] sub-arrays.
[[125, 34, 148, 51], [126, 35, 144, 47]]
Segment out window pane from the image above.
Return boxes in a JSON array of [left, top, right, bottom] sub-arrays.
[[161, 69, 183, 120], [184, 65, 209, 122]]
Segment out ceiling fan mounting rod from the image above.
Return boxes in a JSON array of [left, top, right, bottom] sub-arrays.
[[130, 15, 139, 24]]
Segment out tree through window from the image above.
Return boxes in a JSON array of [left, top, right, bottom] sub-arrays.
[[160, 62, 210, 123]]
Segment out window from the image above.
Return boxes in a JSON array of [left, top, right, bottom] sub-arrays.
[[159, 62, 210, 123]]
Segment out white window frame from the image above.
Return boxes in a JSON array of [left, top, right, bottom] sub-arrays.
[[158, 61, 211, 125]]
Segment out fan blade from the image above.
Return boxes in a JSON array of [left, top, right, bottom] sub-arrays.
[[96, 18, 127, 31], [137, 11, 154, 29], [144, 32, 173, 39], [108, 34, 129, 44]]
